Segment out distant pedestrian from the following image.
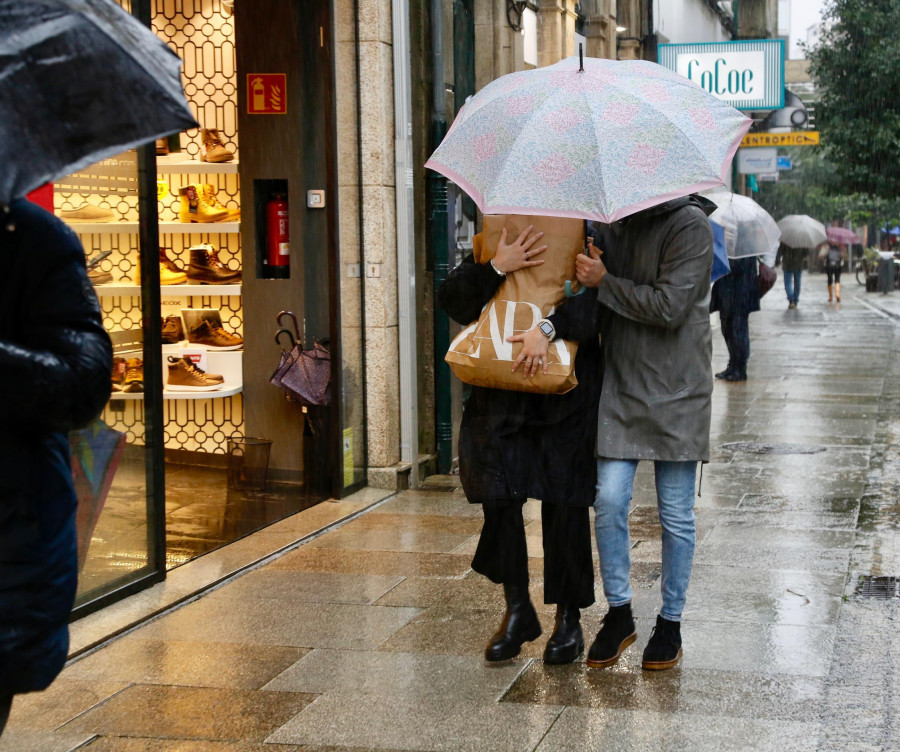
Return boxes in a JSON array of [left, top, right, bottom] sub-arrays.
[[778, 241, 806, 309], [0, 199, 112, 735], [823, 243, 844, 302], [710, 256, 760, 382]]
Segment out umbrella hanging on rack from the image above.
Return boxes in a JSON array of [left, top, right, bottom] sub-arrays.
[[0, 0, 198, 204]]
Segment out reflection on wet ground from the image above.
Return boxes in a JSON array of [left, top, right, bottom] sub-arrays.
[[7, 277, 900, 750], [77, 461, 315, 601]]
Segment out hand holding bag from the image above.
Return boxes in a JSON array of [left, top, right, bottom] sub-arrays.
[[445, 214, 583, 394], [757, 261, 777, 298]]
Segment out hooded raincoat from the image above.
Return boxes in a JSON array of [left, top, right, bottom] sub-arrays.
[[590, 196, 715, 462]]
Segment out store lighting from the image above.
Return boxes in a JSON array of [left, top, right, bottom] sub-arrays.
[[615, 25, 627, 33]]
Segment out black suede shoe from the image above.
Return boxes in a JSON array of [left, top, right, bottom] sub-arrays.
[[586, 603, 636, 668], [714, 368, 732, 380], [543, 605, 584, 665], [724, 368, 747, 382], [485, 584, 542, 662], [641, 615, 682, 670]]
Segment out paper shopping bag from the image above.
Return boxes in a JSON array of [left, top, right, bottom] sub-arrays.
[[445, 214, 584, 394]]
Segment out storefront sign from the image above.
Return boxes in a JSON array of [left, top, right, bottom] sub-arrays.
[[741, 131, 820, 148], [658, 40, 784, 110], [247, 74, 287, 114], [738, 147, 777, 174], [776, 155, 793, 170]]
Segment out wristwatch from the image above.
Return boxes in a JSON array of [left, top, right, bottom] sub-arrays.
[[538, 319, 555, 341], [489, 258, 506, 276]]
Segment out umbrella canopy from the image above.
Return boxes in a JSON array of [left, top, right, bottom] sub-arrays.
[[826, 227, 862, 245], [426, 56, 751, 223], [706, 190, 780, 266], [777, 215, 827, 249], [0, 0, 198, 203]]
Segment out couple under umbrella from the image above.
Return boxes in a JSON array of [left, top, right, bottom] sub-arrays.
[[429, 55, 749, 668], [0, 0, 195, 733]]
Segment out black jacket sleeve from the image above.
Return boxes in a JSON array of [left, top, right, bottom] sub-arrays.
[[0, 201, 112, 434], [546, 287, 602, 342], [437, 253, 505, 325]]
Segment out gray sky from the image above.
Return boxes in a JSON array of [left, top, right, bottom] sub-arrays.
[[788, 0, 827, 59]]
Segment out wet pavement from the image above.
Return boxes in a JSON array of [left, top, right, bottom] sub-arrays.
[[4, 273, 900, 751]]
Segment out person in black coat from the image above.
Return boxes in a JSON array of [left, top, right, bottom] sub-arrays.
[[438, 224, 603, 665], [0, 199, 112, 734], [709, 255, 760, 382]]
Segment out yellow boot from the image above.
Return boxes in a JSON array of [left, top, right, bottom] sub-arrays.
[[828, 284, 833, 302], [201, 184, 240, 219], [835, 282, 841, 302], [178, 184, 230, 223]]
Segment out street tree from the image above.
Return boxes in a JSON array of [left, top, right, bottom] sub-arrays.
[[806, 0, 900, 199]]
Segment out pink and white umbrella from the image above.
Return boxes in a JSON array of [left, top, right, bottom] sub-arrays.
[[826, 227, 862, 245], [426, 56, 751, 223]]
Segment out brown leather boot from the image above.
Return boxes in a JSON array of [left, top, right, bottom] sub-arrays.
[[187, 245, 241, 284]]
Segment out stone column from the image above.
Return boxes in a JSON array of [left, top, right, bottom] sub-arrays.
[[582, 0, 616, 60], [537, 0, 578, 68], [475, 0, 524, 90]]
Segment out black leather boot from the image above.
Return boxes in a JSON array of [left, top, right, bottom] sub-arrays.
[[543, 604, 584, 665], [485, 583, 542, 662]]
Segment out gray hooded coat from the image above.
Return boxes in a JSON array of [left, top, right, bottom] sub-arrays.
[[592, 196, 715, 462]]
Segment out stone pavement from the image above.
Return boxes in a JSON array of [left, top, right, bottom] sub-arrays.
[[4, 272, 900, 751]]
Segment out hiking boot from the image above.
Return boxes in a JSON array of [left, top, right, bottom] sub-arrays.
[[178, 184, 230, 223], [201, 184, 240, 220], [543, 604, 584, 665], [60, 204, 116, 222], [187, 245, 241, 284], [200, 128, 234, 163], [156, 137, 169, 155], [485, 583, 542, 662], [136, 262, 187, 286], [187, 319, 243, 350], [159, 247, 186, 275], [167, 356, 224, 391], [111, 357, 127, 391], [586, 603, 636, 668], [641, 615, 682, 670], [122, 358, 144, 393], [161, 315, 185, 344]]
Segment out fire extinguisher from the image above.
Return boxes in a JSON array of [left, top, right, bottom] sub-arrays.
[[266, 193, 289, 278]]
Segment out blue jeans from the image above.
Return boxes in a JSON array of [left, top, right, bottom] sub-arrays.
[[784, 269, 802, 303], [594, 459, 698, 621]]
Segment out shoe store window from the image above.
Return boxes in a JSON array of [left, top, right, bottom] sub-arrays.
[[60, 0, 347, 614]]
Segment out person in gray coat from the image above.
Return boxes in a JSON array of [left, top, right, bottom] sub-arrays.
[[576, 195, 715, 671]]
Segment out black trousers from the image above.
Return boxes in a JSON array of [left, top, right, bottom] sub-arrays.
[[720, 311, 750, 371], [0, 693, 11, 737], [471, 500, 595, 608], [826, 266, 842, 285]]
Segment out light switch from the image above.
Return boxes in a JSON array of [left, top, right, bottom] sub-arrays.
[[307, 189, 325, 208]]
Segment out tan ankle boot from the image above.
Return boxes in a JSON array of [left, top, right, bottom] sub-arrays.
[[828, 284, 833, 302], [178, 184, 230, 223], [200, 128, 234, 163], [835, 282, 841, 302]]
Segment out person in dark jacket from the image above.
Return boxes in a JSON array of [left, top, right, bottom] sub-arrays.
[[524, 196, 714, 672], [437, 224, 603, 665], [778, 242, 806, 309], [709, 255, 760, 382], [0, 199, 112, 734]]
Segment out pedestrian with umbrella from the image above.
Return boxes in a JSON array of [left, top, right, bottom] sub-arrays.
[[430, 53, 750, 670], [0, 0, 196, 732], [776, 215, 827, 309], [823, 228, 860, 303], [706, 191, 781, 382]]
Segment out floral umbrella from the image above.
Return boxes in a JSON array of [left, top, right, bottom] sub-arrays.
[[826, 227, 862, 245], [426, 56, 751, 223]]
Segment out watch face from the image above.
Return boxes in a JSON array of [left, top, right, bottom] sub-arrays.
[[539, 321, 553, 337]]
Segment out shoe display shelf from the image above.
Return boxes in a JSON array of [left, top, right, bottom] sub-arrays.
[[93, 283, 241, 297], [67, 221, 241, 234], [109, 348, 243, 401], [156, 154, 239, 175]]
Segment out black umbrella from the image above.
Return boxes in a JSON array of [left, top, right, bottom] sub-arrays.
[[0, 0, 198, 203]]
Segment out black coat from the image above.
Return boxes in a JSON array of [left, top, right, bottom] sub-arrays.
[[0, 199, 112, 695], [710, 255, 761, 316], [438, 254, 602, 507]]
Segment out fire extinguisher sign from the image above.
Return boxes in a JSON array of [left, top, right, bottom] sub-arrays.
[[247, 74, 287, 115]]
